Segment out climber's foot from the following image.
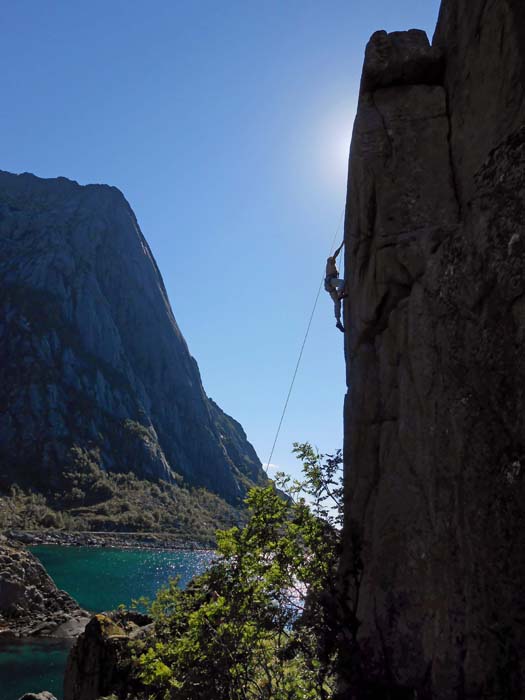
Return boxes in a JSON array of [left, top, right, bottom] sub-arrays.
[[336, 321, 345, 333]]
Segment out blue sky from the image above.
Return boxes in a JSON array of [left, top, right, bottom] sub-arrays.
[[2, 0, 441, 480]]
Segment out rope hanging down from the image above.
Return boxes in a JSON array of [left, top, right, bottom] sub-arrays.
[[264, 210, 345, 472]]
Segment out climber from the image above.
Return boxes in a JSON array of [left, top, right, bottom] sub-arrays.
[[324, 240, 347, 333]]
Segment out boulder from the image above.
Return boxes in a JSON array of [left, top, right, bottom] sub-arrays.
[[64, 611, 152, 700], [0, 542, 89, 637]]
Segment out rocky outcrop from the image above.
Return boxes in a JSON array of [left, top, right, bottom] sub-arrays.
[[63, 611, 153, 700], [0, 171, 265, 503], [0, 541, 89, 637], [339, 2, 525, 698], [18, 693, 58, 700]]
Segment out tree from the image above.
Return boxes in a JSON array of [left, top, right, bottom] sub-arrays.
[[133, 443, 345, 700]]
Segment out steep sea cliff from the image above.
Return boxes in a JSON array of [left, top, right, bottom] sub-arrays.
[[0, 171, 264, 503]]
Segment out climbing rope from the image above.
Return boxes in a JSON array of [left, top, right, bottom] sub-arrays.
[[264, 209, 346, 472]]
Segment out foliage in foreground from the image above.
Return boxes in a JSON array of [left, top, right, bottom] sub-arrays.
[[132, 443, 344, 700]]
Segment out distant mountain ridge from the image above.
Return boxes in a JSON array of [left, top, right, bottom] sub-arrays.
[[0, 170, 265, 502]]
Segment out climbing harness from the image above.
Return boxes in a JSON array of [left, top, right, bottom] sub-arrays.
[[264, 211, 346, 472], [324, 273, 337, 292]]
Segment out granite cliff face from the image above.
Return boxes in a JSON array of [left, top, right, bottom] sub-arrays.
[[339, 1, 525, 697], [0, 171, 264, 502]]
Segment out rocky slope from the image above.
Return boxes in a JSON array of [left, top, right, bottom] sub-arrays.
[[0, 171, 264, 503], [339, 1, 525, 698], [0, 540, 89, 637]]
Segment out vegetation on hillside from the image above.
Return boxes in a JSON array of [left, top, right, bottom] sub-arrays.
[[127, 443, 347, 699], [0, 448, 242, 545]]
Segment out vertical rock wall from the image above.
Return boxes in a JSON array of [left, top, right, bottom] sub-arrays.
[[0, 172, 264, 502], [339, 3, 525, 697]]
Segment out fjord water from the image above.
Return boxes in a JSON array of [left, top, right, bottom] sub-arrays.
[[0, 638, 75, 700], [0, 546, 214, 700], [29, 545, 215, 612]]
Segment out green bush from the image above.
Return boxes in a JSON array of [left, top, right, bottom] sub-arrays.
[[132, 443, 344, 700]]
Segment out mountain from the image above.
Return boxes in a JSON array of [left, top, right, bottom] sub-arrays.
[[0, 171, 265, 503], [338, 1, 525, 696]]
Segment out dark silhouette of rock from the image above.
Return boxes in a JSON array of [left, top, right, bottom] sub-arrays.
[[338, 1, 525, 697], [63, 611, 152, 700], [360, 30, 444, 94], [0, 171, 264, 502]]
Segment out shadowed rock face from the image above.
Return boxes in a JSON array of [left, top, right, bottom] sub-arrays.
[[63, 611, 153, 700], [339, 2, 525, 698], [0, 171, 264, 503]]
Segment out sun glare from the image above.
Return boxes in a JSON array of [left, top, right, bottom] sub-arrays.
[[318, 105, 357, 191]]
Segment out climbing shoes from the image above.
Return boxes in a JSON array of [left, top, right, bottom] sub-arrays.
[[336, 321, 345, 333]]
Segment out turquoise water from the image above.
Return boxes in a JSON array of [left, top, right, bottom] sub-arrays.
[[0, 638, 74, 700], [0, 546, 215, 700], [29, 545, 215, 612]]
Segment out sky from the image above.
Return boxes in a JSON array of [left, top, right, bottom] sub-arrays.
[[1, 0, 441, 481]]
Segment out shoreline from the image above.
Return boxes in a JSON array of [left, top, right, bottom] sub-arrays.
[[6, 529, 216, 552]]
